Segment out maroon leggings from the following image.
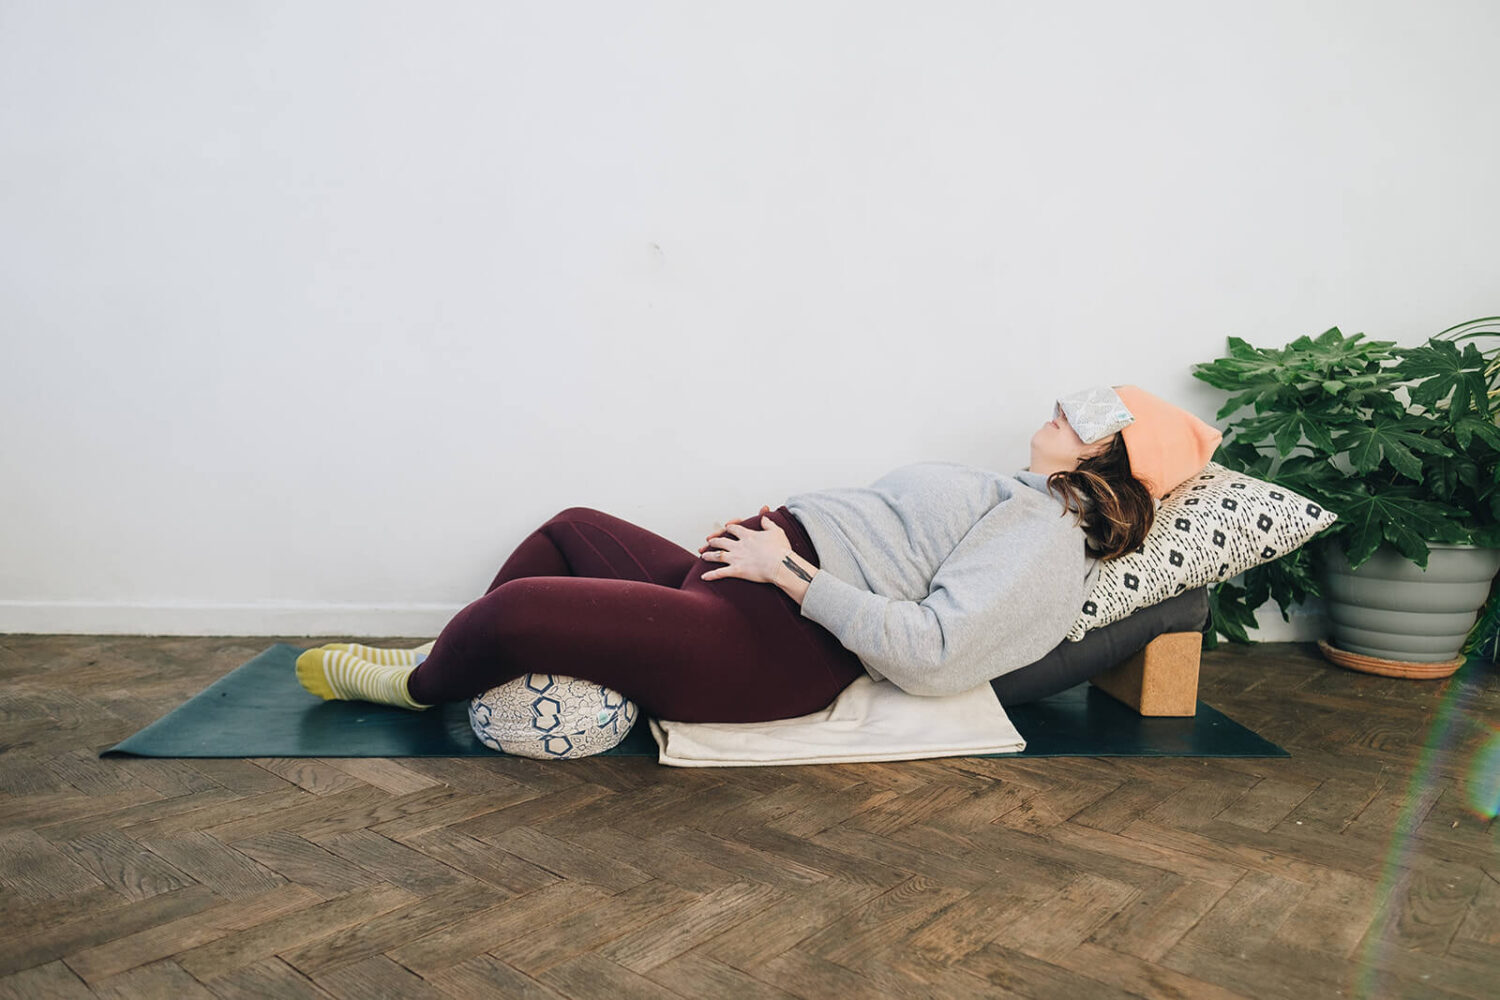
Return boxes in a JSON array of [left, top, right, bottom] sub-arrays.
[[406, 506, 866, 723]]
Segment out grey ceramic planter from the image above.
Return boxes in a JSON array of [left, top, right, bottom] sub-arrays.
[[1321, 540, 1500, 662]]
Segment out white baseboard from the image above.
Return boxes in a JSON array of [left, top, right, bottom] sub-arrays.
[[1240, 600, 1327, 643], [0, 601, 463, 637]]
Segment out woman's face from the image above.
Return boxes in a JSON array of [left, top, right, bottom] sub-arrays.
[[1029, 404, 1114, 473]]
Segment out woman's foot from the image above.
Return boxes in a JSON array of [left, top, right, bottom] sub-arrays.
[[295, 648, 431, 710], [319, 642, 428, 666]]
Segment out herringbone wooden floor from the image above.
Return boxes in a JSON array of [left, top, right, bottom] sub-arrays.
[[1, 636, 1495, 999]]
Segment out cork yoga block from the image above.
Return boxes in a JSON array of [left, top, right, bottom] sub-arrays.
[[1089, 631, 1202, 717]]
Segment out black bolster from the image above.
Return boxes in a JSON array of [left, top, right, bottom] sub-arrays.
[[989, 587, 1211, 706]]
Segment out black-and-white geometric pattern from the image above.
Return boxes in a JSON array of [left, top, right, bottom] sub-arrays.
[[1065, 461, 1339, 641], [468, 674, 638, 759]]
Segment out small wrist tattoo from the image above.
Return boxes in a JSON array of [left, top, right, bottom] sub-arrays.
[[781, 554, 814, 584]]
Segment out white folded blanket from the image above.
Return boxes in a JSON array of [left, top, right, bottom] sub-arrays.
[[648, 676, 1026, 767]]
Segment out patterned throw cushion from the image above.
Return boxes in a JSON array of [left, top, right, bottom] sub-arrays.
[[1065, 462, 1338, 640]]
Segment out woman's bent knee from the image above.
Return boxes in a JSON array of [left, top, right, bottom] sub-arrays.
[[549, 506, 606, 524]]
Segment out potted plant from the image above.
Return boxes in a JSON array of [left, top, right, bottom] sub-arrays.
[[1190, 318, 1500, 675]]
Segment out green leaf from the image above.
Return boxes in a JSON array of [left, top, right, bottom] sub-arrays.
[[1467, 523, 1500, 548], [1242, 549, 1324, 620], [1422, 454, 1477, 501], [1400, 339, 1492, 419], [1301, 328, 1399, 371], [1334, 415, 1453, 479], [1207, 582, 1259, 645], [1217, 388, 1263, 420], [1235, 407, 1352, 459], [1332, 491, 1460, 568], [1227, 336, 1268, 361], [1240, 563, 1272, 611], [1359, 390, 1410, 420], [1300, 412, 1338, 454], [1451, 414, 1500, 452], [1214, 438, 1273, 477], [1267, 456, 1348, 508], [1271, 413, 1303, 457]]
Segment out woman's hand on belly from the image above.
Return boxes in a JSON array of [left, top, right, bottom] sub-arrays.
[[700, 514, 791, 584], [698, 506, 771, 556], [701, 515, 819, 605]]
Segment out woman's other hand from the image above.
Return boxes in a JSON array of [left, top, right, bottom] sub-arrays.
[[701, 512, 792, 584], [697, 505, 771, 555]]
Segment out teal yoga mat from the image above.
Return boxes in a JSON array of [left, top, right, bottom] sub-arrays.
[[102, 644, 1287, 760]]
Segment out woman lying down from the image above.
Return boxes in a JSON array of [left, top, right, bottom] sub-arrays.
[[296, 384, 1219, 734]]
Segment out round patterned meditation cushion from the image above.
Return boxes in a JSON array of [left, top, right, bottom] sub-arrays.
[[468, 674, 638, 759]]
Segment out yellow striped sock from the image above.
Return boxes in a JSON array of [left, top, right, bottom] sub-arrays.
[[320, 642, 427, 666], [295, 649, 430, 710]]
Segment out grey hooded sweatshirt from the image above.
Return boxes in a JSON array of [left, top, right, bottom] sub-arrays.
[[785, 462, 1102, 696]]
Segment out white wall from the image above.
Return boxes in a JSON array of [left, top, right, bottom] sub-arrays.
[[2, 0, 1495, 637]]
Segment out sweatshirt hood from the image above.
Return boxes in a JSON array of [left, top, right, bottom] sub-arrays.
[[1015, 469, 1092, 512]]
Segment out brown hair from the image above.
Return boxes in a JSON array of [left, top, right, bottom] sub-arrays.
[[1044, 433, 1156, 561]]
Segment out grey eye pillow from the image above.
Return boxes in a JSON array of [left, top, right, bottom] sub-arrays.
[[1055, 384, 1136, 443]]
